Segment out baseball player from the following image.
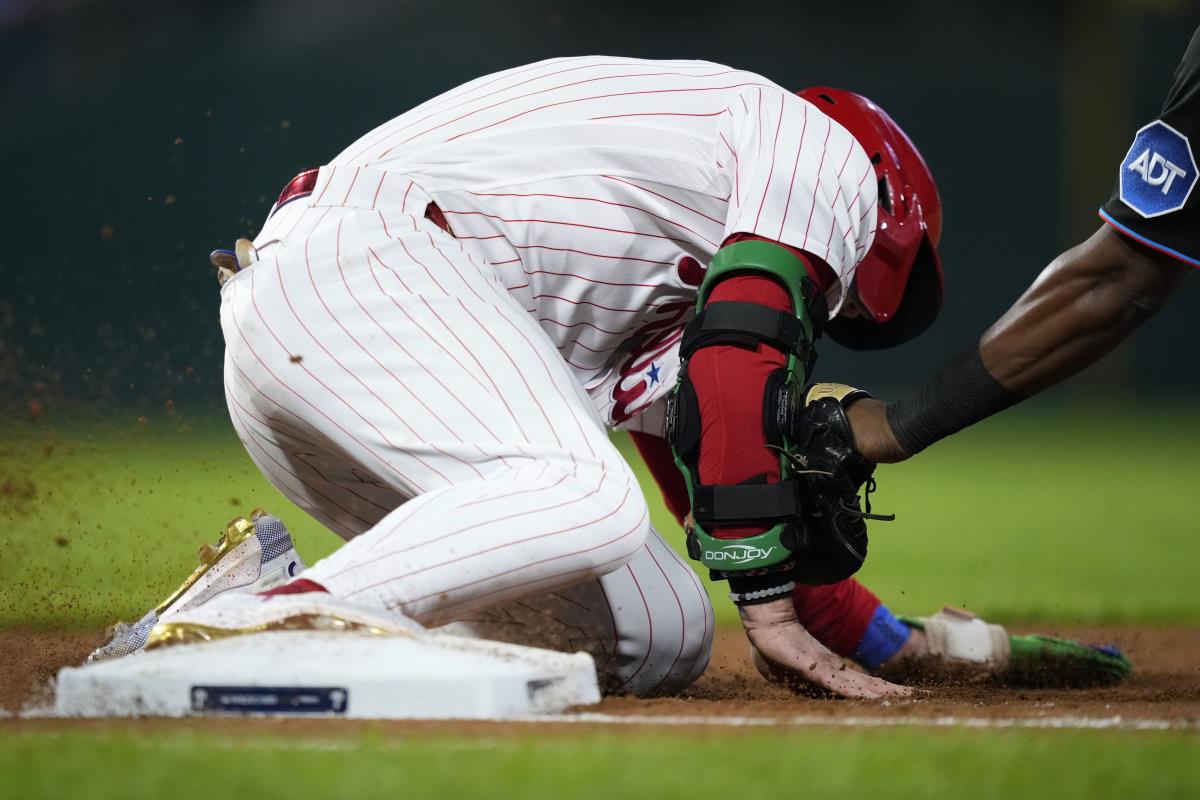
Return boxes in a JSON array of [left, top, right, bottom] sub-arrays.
[[93, 56, 1128, 697], [848, 27, 1200, 464]]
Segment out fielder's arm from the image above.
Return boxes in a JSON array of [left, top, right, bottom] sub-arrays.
[[665, 239, 908, 699], [849, 225, 1189, 462]]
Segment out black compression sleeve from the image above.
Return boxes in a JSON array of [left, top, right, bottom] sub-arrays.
[[885, 344, 1023, 455]]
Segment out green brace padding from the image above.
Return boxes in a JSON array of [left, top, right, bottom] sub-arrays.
[[670, 240, 820, 576]]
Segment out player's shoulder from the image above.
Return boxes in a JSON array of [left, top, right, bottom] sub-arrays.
[[490, 55, 777, 85], [1100, 25, 1200, 267]]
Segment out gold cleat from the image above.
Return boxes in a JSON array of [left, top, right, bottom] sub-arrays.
[[142, 591, 420, 652], [155, 510, 262, 615], [145, 614, 396, 651], [87, 510, 306, 662]]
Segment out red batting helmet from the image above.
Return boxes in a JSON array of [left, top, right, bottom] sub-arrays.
[[797, 87, 944, 350]]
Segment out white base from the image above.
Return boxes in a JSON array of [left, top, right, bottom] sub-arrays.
[[52, 630, 600, 719]]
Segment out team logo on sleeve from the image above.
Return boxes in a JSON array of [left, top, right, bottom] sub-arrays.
[[1118, 120, 1197, 218]]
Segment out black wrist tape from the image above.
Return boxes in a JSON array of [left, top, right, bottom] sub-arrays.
[[885, 343, 1023, 455]]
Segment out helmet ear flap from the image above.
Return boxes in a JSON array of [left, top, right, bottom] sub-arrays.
[[826, 235, 943, 350], [796, 85, 943, 329]]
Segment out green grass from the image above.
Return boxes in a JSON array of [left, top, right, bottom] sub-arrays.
[[2, 405, 1199, 629], [4, 409, 1199, 797], [3, 727, 1198, 800]]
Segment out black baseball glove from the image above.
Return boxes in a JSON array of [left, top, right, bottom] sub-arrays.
[[786, 383, 893, 584]]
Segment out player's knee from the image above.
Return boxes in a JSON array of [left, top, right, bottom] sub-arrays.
[[564, 463, 651, 574]]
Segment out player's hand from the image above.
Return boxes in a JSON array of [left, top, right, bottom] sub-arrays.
[[739, 597, 911, 700], [845, 397, 911, 464]]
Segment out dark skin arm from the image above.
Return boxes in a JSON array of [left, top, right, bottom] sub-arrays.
[[849, 224, 1190, 463]]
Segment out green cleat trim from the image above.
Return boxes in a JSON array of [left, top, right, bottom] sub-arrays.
[[897, 614, 1132, 687], [1005, 633, 1132, 687]]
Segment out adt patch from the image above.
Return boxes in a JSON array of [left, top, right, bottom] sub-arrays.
[[1119, 120, 1197, 218]]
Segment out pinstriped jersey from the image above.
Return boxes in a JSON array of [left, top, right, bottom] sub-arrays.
[[323, 56, 879, 425]]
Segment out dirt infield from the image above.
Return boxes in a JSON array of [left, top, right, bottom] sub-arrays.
[[3, 625, 1198, 730]]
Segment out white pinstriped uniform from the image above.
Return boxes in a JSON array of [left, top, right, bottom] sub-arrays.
[[222, 57, 877, 695]]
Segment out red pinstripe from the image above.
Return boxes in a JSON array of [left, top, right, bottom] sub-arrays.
[[454, 296, 566, 450], [822, 144, 857, 259], [294, 235, 482, 478], [348, 60, 728, 161], [801, 118, 834, 246], [380, 70, 746, 154], [495, 310, 600, 459], [428, 541, 643, 626], [558, 352, 602, 371], [362, 248, 516, 444], [365, 243, 537, 447], [279, 205, 330, 245], [424, 231, 494, 305], [441, 209, 694, 246], [370, 171, 388, 210], [456, 232, 507, 241], [537, 315, 630, 336], [340, 167, 362, 206], [342, 59, 589, 159], [514, 243, 674, 266], [331, 218, 513, 462], [228, 273, 428, 493], [227, 357, 312, 434], [313, 167, 336, 205], [532, 292, 655, 314], [345, 464, 599, 571], [401, 180, 414, 214], [662, 538, 714, 675], [291, 452, 393, 517], [459, 462, 559, 509], [558, 336, 618, 356], [641, 543, 688, 693], [600, 175, 726, 226], [390, 230, 453, 296], [616, 563, 654, 689], [444, 81, 773, 144], [230, 399, 379, 528], [594, 576, 621, 673], [339, 465, 623, 590], [387, 502, 647, 609], [588, 110, 730, 120], [467, 191, 721, 247], [777, 103, 809, 240], [752, 91, 786, 233], [718, 132, 741, 206]]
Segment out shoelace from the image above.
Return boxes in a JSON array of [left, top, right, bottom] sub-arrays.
[[767, 445, 896, 522], [841, 478, 896, 522]]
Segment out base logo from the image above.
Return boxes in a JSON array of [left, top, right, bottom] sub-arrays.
[[190, 685, 348, 714], [1118, 120, 1197, 218]]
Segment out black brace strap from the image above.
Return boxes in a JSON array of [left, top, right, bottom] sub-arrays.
[[692, 479, 801, 525], [680, 302, 809, 359]]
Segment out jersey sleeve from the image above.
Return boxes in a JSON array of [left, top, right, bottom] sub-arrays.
[[718, 85, 878, 313], [1099, 26, 1200, 267]]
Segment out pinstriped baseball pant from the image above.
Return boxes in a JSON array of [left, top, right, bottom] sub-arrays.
[[220, 189, 712, 695]]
